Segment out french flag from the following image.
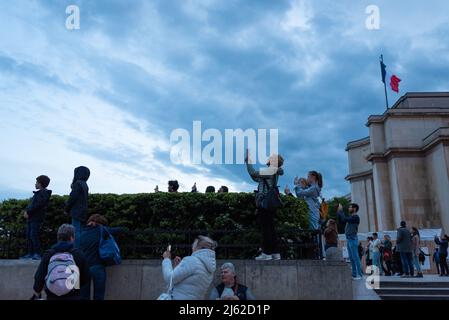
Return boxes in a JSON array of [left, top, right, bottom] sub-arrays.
[[380, 56, 401, 93]]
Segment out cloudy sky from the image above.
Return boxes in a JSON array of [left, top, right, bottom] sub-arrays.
[[1, 0, 449, 200]]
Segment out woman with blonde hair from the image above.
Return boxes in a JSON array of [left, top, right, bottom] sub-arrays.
[[161, 235, 217, 300]]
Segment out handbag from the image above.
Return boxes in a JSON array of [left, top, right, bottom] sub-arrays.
[[157, 273, 173, 300]]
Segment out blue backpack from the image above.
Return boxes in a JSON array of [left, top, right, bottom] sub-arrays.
[[99, 226, 122, 266]]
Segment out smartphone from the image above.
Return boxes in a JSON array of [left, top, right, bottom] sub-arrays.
[[167, 244, 171, 252]]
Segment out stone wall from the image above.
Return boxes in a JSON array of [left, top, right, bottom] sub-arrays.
[[0, 259, 353, 300]]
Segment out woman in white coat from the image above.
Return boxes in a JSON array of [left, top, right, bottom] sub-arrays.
[[161, 235, 217, 300]]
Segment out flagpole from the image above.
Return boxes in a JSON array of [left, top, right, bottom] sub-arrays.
[[380, 54, 389, 110]]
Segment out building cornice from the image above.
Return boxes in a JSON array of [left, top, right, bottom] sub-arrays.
[[346, 136, 370, 151], [365, 128, 449, 162], [345, 169, 373, 182], [365, 92, 449, 127]]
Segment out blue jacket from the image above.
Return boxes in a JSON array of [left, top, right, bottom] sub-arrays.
[[294, 183, 321, 230], [80, 225, 124, 267], [433, 250, 440, 262], [26, 189, 52, 222], [337, 210, 360, 240], [65, 166, 90, 222]]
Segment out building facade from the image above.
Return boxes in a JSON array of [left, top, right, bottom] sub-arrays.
[[346, 92, 449, 233]]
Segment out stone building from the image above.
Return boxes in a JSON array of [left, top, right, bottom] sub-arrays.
[[346, 92, 449, 233]]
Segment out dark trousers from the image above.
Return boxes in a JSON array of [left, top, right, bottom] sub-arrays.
[[383, 259, 393, 275], [440, 253, 449, 275], [258, 208, 279, 255], [435, 262, 440, 274], [400, 252, 414, 276], [26, 221, 42, 255], [71, 218, 84, 249], [81, 265, 107, 300]]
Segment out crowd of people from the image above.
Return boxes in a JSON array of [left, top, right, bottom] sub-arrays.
[[154, 181, 229, 193], [336, 208, 447, 279], [20, 166, 253, 301], [16, 151, 449, 300]]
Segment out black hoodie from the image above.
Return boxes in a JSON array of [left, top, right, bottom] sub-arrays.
[[26, 189, 52, 222], [65, 166, 90, 222]]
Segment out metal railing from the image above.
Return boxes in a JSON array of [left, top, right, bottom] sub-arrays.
[[0, 227, 323, 260]]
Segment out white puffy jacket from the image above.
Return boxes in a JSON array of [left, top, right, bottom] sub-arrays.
[[162, 249, 216, 300]]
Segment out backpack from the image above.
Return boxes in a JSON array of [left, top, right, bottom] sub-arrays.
[[99, 226, 122, 266], [45, 251, 79, 296], [255, 177, 283, 210]]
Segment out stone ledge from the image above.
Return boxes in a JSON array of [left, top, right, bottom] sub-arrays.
[[0, 259, 353, 300]]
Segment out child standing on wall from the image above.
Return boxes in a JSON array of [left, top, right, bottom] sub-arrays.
[[20, 175, 52, 260]]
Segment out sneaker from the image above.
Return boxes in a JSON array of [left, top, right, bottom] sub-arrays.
[[20, 254, 33, 260], [255, 253, 273, 261], [400, 274, 409, 278], [31, 254, 42, 260], [416, 273, 423, 278], [272, 253, 281, 260]]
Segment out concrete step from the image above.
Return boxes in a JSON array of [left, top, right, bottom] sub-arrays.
[[375, 287, 449, 295], [379, 294, 449, 300], [375, 276, 449, 300], [379, 280, 449, 288]]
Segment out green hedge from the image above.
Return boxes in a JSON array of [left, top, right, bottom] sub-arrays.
[[0, 192, 310, 259]]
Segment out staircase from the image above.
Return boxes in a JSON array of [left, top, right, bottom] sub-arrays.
[[375, 276, 449, 300]]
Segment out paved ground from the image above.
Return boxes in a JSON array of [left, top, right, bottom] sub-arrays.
[[352, 276, 381, 300]]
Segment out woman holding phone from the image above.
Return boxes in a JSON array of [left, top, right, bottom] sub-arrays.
[[245, 149, 284, 261], [161, 235, 217, 299]]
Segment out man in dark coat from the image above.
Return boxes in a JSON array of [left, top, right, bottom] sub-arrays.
[[396, 221, 414, 277]]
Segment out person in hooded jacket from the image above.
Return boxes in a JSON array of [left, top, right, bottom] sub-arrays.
[[64, 166, 90, 248], [21, 175, 52, 260], [245, 150, 284, 261], [162, 235, 217, 300]]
